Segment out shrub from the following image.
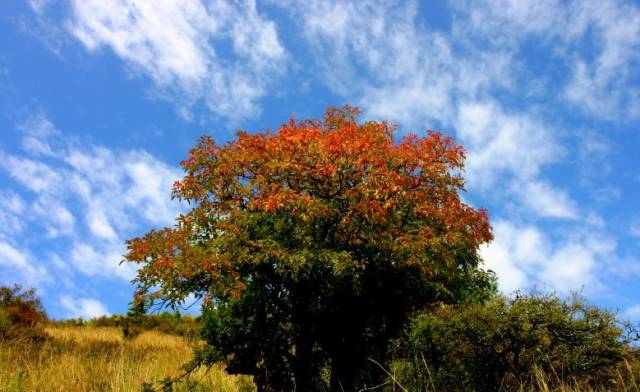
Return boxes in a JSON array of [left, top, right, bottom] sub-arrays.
[[392, 292, 633, 391], [0, 284, 49, 341]]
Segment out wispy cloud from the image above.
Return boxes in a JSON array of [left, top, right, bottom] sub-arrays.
[[624, 304, 640, 322], [517, 181, 577, 220], [0, 112, 182, 282], [480, 220, 615, 294], [66, 0, 286, 121], [0, 191, 26, 240], [0, 241, 49, 286], [452, 0, 640, 120], [454, 100, 561, 191], [60, 295, 110, 319]]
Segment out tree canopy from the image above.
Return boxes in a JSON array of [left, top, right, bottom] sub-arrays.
[[125, 106, 494, 391]]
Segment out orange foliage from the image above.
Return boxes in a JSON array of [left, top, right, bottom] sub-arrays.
[[125, 106, 492, 303]]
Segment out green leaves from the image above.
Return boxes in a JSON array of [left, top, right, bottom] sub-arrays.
[[395, 293, 628, 391]]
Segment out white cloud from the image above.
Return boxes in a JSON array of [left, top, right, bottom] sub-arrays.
[[121, 152, 185, 225], [0, 191, 26, 236], [481, 220, 613, 294], [0, 241, 49, 285], [68, 0, 286, 120], [86, 209, 117, 240], [278, 0, 637, 226], [62, 147, 182, 236], [60, 295, 110, 319], [0, 154, 65, 193], [541, 244, 597, 294], [0, 242, 32, 272], [480, 237, 529, 293], [70, 242, 135, 280], [452, 0, 640, 120], [0, 113, 182, 281], [455, 101, 560, 190], [16, 111, 63, 157], [564, 1, 640, 119], [517, 181, 577, 219], [286, 1, 460, 127], [33, 197, 76, 237], [21, 136, 55, 157], [590, 185, 621, 204], [0, 191, 25, 214], [17, 110, 59, 137], [450, 0, 567, 43], [624, 304, 640, 321]]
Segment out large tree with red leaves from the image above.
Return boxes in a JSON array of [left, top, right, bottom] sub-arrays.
[[125, 106, 494, 391]]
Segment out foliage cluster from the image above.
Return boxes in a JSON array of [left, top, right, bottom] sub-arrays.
[[391, 293, 640, 391], [0, 285, 48, 342]]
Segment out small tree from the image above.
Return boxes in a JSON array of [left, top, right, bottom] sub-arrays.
[[0, 284, 48, 341], [121, 298, 147, 340], [125, 106, 493, 391]]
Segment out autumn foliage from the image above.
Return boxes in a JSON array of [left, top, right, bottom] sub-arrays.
[[125, 106, 494, 391], [0, 284, 48, 342]]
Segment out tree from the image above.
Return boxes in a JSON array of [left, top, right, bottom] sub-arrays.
[[125, 106, 494, 391], [0, 284, 48, 341]]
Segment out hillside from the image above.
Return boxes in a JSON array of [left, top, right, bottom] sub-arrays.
[[0, 326, 254, 392]]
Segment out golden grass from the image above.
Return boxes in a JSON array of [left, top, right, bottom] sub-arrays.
[[385, 358, 640, 392], [3, 326, 637, 391], [0, 326, 254, 392]]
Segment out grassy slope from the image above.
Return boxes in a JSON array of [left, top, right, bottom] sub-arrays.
[[0, 326, 254, 392], [1, 326, 637, 391]]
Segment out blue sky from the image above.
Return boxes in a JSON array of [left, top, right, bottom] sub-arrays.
[[0, 0, 639, 320]]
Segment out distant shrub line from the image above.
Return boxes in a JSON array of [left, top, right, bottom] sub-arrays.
[[51, 311, 202, 340], [1, 284, 200, 344]]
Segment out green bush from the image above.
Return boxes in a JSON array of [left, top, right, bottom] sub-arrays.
[[392, 293, 632, 391], [0, 284, 49, 341]]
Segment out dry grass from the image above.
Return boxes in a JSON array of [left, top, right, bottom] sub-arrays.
[[2, 326, 637, 391], [0, 326, 254, 392], [384, 357, 640, 392]]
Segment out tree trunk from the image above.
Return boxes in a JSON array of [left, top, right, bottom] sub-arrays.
[[329, 355, 357, 392], [292, 333, 315, 391]]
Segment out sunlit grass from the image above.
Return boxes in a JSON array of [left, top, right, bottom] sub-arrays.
[[0, 326, 254, 392], [2, 325, 637, 391], [384, 357, 640, 392]]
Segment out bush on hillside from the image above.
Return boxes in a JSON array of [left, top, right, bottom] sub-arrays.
[[0, 284, 48, 341], [392, 292, 635, 391]]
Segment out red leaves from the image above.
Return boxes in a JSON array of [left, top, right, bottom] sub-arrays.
[[169, 104, 491, 245], [124, 105, 493, 303]]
